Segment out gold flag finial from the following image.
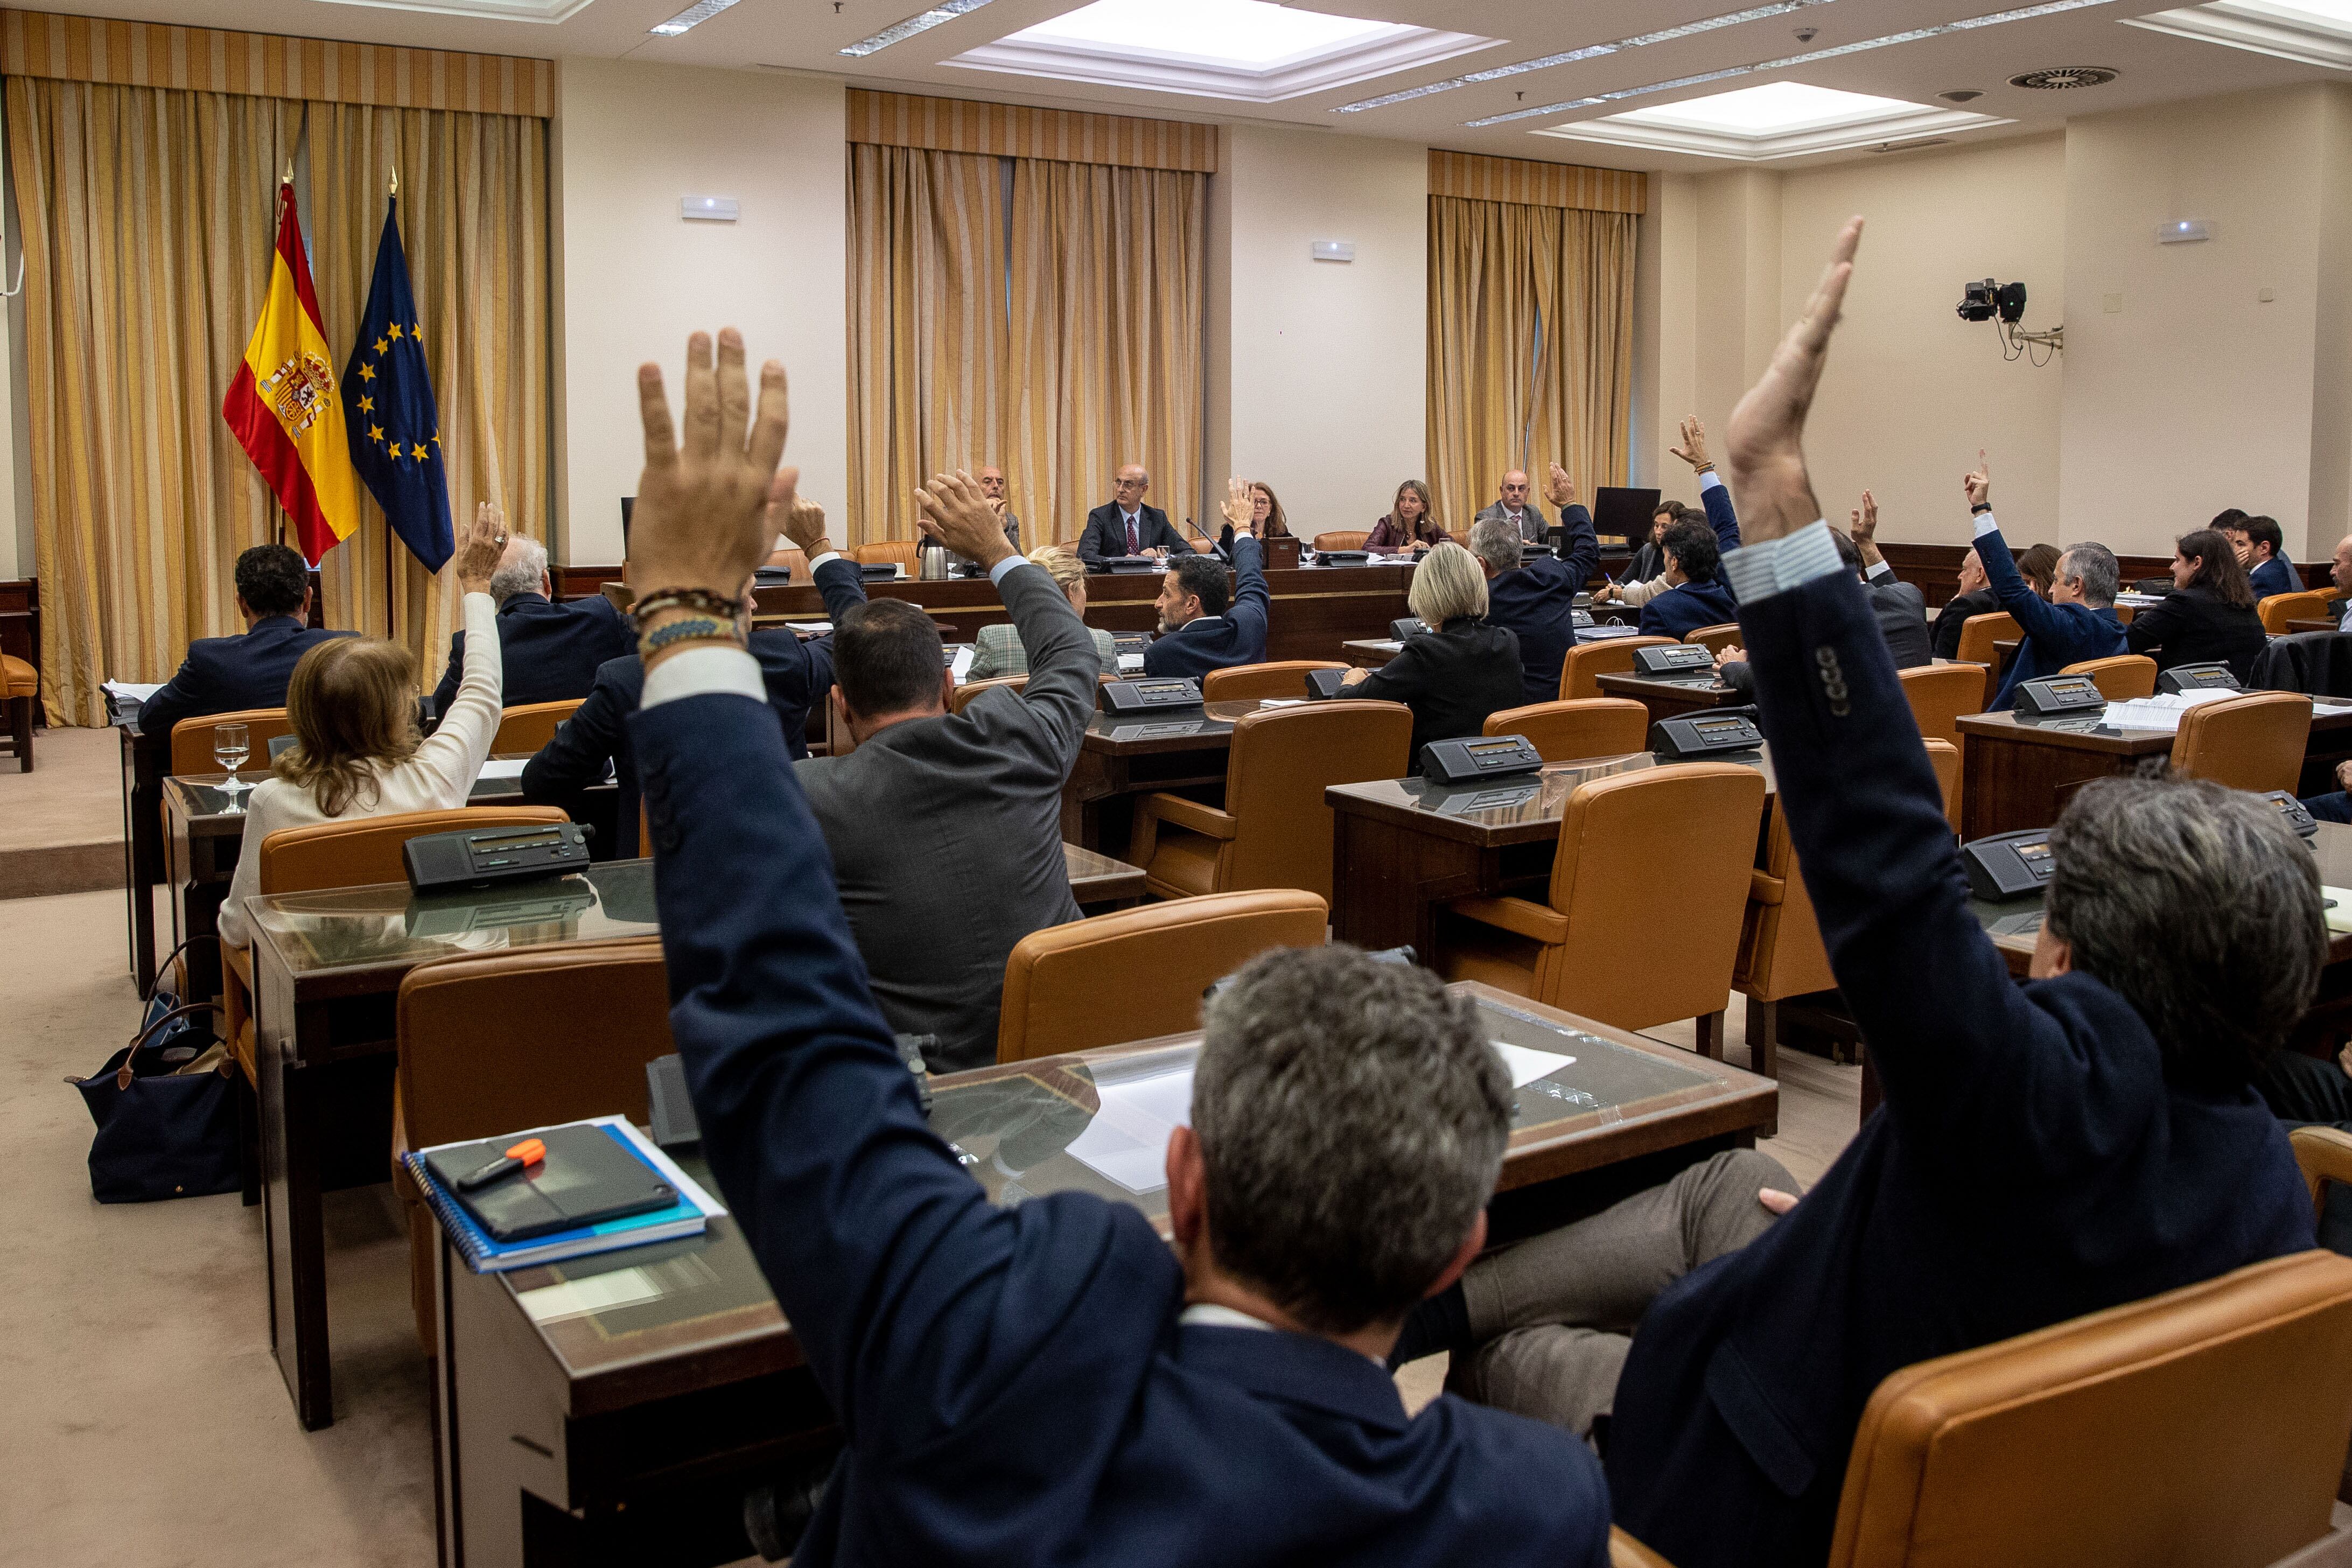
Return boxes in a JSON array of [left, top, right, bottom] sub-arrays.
[[282, 162, 293, 185], [389, 165, 398, 198]]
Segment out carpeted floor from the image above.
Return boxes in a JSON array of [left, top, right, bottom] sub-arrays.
[[0, 726, 130, 899]]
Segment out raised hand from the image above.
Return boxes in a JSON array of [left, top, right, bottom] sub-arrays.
[[915, 469, 1017, 570], [1963, 451, 1991, 510], [776, 488, 830, 556], [625, 328, 793, 607], [452, 502, 505, 597], [1669, 417, 1711, 472], [1220, 476, 1254, 533], [1851, 490, 1879, 545], [1725, 216, 1863, 544], [1544, 463, 1577, 509]]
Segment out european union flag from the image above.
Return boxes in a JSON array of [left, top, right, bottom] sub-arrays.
[[341, 197, 452, 572]]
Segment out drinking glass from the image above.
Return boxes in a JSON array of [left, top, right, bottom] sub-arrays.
[[213, 722, 250, 808]]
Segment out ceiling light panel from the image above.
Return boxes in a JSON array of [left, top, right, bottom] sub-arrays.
[[315, 0, 594, 17], [649, 0, 743, 36], [1467, 0, 2124, 128], [1611, 80, 1926, 132], [2124, 0, 2352, 68], [841, 0, 1001, 58], [1546, 81, 2012, 159], [1334, 0, 1840, 113]]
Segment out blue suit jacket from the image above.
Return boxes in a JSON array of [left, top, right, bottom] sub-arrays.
[[1604, 564, 2313, 1568], [431, 591, 634, 711], [1142, 536, 1271, 680], [2250, 554, 2300, 599], [1637, 480, 1742, 641], [1978, 525, 2127, 711], [1487, 505, 1599, 704], [523, 558, 867, 857], [136, 615, 354, 740], [628, 676, 1610, 1567]]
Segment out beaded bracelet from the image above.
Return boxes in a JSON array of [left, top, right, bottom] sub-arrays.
[[640, 616, 743, 659], [633, 586, 744, 622]]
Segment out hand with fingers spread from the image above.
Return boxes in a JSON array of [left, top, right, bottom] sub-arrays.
[[1220, 476, 1255, 534], [1544, 464, 1577, 510], [625, 328, 794, 631], [453, 502, 506, 597], [915, 470, 1018, 572], [1963, 451, 1992, 511], [1668, 417, 1712, 473], [1850, 491, 1879, 547], [1725, 216, 1862, 544], [776, 490, 831, 558]]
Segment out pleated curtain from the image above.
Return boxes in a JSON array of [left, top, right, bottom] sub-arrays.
[[1425, 194, 1636, 536], [6, 76, 549, 726]]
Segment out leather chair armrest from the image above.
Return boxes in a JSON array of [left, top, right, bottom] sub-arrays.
[[1446, 894, 1570, 944], [2291, 1124, 2352, 1212], [1748, 868, 1786, 906], [1611, 1527, 1678, 1568], [1135, 792, 1237, 841]]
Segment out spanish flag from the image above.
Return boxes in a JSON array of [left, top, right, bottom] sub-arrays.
[[223, 180, 361, 566]]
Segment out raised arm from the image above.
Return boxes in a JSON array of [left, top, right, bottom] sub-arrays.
[[1228, 534, 1270, 647], [1672, 417, 1742, 557], [1545, 464, 1600, 587], [408, 507, 507, 799], [520, 657, 628, 804], [1966, 458, 2073, 648]]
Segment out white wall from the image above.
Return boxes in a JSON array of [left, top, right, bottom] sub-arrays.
[[552, 60, 847, 564], [1206, 125, 1426, 538], [1633, 173, 1697, 489]]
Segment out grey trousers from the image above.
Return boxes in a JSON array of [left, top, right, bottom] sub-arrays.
[[1451, 1147, 1796, 1438]]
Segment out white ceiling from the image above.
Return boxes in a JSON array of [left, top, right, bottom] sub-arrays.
[[47, 0, 2350, 170]]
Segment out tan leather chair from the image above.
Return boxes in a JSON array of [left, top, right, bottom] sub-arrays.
[[393, 937, 673, 1355], [1954, 612, 2021, 708], [1129, 701, 1412, 905], [1313, 530, 1370, 552], [492, 698, 581, 755], [2060, 653, 2156, 701], [1613, 1252, 2352, 1568], [1483, 698, 1649, 764], [1559, 636, 1676, 701], [1896, 664, 1985, 746], [2, 651, 34, 772], [852, 540, 919, 571], [169, 706, 296, 775], [1438, 764, 1767, 1055], [950, 676, 1025, 716], [2262, 589, 2335, 636], [2292, 1124, 2352, 1219], [1683, 622, 1743, 655], [765, 545, 809, 579], [1199, 661, 1347, 703], [996, 889, 1328, 1063], [2173, 691, 2312, 794]]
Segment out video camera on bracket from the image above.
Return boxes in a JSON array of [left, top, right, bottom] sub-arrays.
[[1956, 278, 2027, 324]]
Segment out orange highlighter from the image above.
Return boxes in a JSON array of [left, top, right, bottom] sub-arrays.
[[457, 1137, 547, 1192]]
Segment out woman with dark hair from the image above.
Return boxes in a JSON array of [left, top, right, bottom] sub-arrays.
[[1602, 502, 1690, 607], [1366, 479, 1451, 556], [2016, 542, 2062, 601], [2126, 527, 2267, 680]]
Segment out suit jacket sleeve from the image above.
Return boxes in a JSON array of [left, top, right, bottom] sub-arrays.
[[587, 593, 635, 662], [1076, 508, 1111, 564], [2124, 596, 2182, 656], [135, 651, 213, 742], [1351, 638, 1429, 706], [1227, 536, 1270, 659], [1738, 565, 2165, 1170], [803, 556, 870, 704], [1558, 504, 1599, 587], [1978, 524, 2076, 650], [522, 661, 628, 803], [1699, 479, 1741, 558], [430, 631, 465, 712]]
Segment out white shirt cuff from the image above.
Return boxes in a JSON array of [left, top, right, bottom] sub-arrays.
[[1866, 560, 1895, 583], [1699, 470, 1725, 495], [808, 550, 843, 571], [1721, 519, 1841, 604], [1972, 513, 2000, 539], [989, 555, 1031, 589], [641, 644, 765, 710]]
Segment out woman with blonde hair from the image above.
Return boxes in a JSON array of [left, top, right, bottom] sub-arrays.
[[967, 544, 1120, 680], [1366, 479, 1451, 556], [1340, 541, 1523, 773], [216, 506, 508, 947]]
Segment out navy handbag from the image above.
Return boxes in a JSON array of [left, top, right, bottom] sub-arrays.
[[69, 941, 240, 1203]]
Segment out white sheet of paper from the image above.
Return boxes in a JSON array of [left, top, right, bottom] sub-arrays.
[[519, 1266, 664, 1324], [2100, 688, 2242, 733], [476, 758, 530, 781], [951, 647, 976, 682], [1258, 698, 1307, 709], [103, 681, 164, 702], [2325, 887, 2352, 935], [1064, 1062, 1193, 1194], [1118, 653, 1145, 673], [1494, 1041, 1576, 1088]]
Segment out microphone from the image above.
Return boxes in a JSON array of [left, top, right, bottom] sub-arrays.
[[1181, 515, 1229, 561]]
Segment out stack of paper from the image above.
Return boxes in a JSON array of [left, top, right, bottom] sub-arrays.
[[2101, 688, 2252, 732]]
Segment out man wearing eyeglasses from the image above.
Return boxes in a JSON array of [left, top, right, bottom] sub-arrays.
[[1078, 464, 1188, 566]]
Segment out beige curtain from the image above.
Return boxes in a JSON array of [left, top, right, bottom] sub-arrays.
[[1009, 160, 1205, 547], [1426, 194, 1636, 535], [6, 75, 549, 725], [845, 143, 1010, 545]]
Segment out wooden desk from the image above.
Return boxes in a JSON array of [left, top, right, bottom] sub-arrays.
[[1062, 701, 1254, 855], [121, 722, 172, 991], [431, 981, 1777, 1567], [1342, 638, 1402, 667], [1327, 749, 1777, 960], [1065, 843, 1148, 909], [1595, 671, 1741, 724], [2289, 618, 2340, 636]]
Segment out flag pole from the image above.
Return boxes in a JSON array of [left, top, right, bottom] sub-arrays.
[[383, 164, 400, 641]]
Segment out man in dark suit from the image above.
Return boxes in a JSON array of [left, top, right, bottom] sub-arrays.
[[614, 338, 1609, 1567], [2225, 513, 2300, 600], [1967, 458, 2127, 711], [1472, 470, 1550, 543], [1840, 491, 1932, 667], [1637, 417, 1744, 641], [137, 542, 352, 740], [1141, 535, 1270, 679], [1076, 464, 1188, 564], [977, 464, 1023, 555], [521, 496, 866, 857], [793, 475, 1095, 1072], [1928, 544, 1997, 661], [1410, 222, 2319, 1568], [1470, 464, 1599, 705], [430, 507, 634, 711]]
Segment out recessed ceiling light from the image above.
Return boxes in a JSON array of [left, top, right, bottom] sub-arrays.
[[841, 0, 1001, 58], [317, 0, 594, 17], [1541, 81, 2010, 159], [946, 0, 1496, 103], [1469, 0, 2122, 128], [649, 0, 742, 36], [2124, 0, 2352, 68], [1334, 0, 1839, 114], [1611, 80, 1922, 134]]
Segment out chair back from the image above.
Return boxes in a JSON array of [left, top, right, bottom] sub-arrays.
[[2173, 691, 2312, 794], [765, 544, 809, 579], [2059, 654, 2156, 702], [1312, 530, 1370, 552], [1954, 611, 2021, 705], [1559, 637, 1675, 701], [257, 806, 569, 896], [1824, 1251, 2352, 1568], [997, 890, 1327, 1063], [1200, 661, 1347, 703], [2261, 589, 2334, 636], [1483, 698, 1649, 764], [492, 699, 581, 755], [1896, 664, 1985, 746], [2, 652, 36, 698], [2291, 1124, 2352, 1219], [1683, 622, 1743, 655], [1542, 764, 1767, 1033], [851, 541, 919, 570], [1222, 701, 1413, 902], [170, 708, 295, 775], [950, 676, 1025, 716]]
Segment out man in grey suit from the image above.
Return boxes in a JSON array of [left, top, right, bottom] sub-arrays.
[[796, 470, 1094, 1072], [978, 464, 1022, 554], [1472, 470, 1551, 543]]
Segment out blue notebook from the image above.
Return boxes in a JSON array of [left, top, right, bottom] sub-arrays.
[[405, 1115, 726, 1274]]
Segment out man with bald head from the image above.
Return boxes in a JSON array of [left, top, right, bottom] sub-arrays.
[[976, 465, 1023, 555], [1474, 470, 1551, 543], [1079, 463, 1188, 565], [2333, 534, 2352, 631], [430, 502, 634, 710]]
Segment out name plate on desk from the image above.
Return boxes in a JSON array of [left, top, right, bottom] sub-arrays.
[[2156, 662, 2241, 695], [1100, 678, 1203, 715], [1630, 644, 1717, 677], [2011, 674, 2105, 715], [1109, 720, 1206, 743], [1315, 550, 1372, 566]]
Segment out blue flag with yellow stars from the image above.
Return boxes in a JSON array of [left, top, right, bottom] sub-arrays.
[[341, 197, 452, 572]]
